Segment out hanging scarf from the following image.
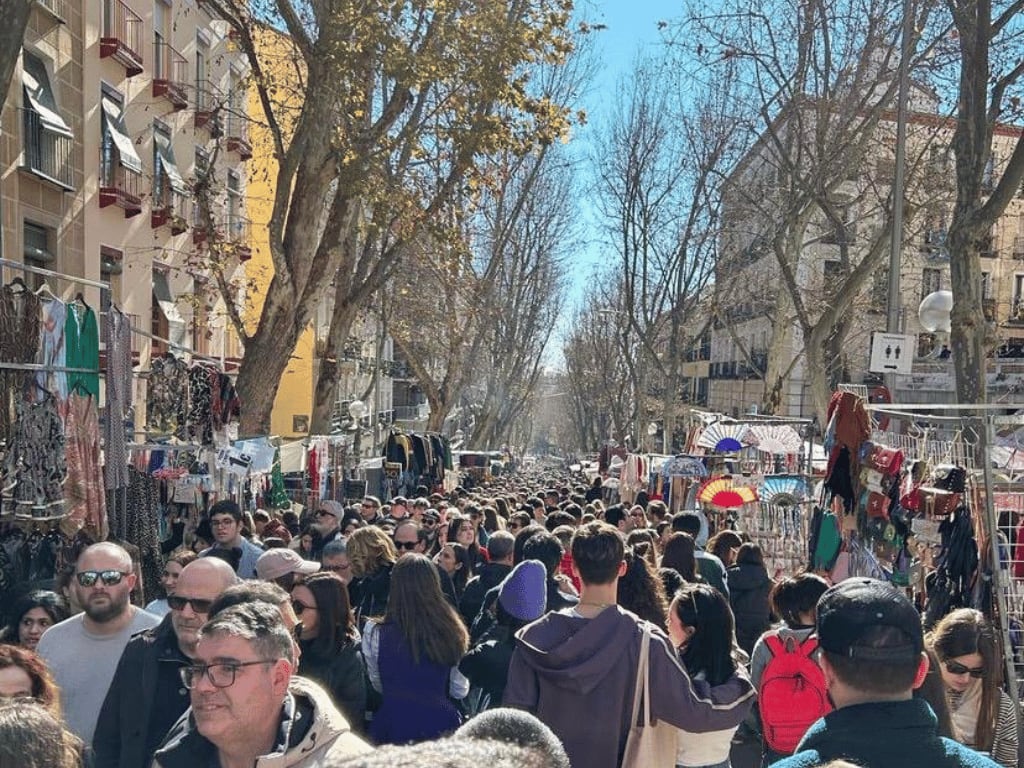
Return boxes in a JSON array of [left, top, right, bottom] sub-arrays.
[[270, 448, 290, 509], [948, 677, 983, 746]]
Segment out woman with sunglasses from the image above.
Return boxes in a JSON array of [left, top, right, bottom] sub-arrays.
[[362, 554, 469, 744], [290, 572, 367, 732], [929, 608, 1018, 767], [668, 582, 752, 768]]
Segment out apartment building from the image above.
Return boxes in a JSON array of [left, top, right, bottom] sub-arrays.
[[707, 100, 1024, 417], [1, 0, 250, 393]]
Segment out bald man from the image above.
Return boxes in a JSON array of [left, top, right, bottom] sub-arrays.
[[37, 542, 162, 745], [93, 557, 238, 768]]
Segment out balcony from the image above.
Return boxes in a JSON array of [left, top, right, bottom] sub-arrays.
[[1011, 300, 1024, 325], [194, 84, 222, 135], [1014, 236, 1024, 260], [36, 0, 67, 21], [226, 214, 252, 260], [100, 0, 143, 76], [153, 40, 189, 109], [19, 108, 74, 189], [152, 189, 190, 235], [394, 403, 430, 422], [225, 112, 252, 160], [99, 161, 142, 217]]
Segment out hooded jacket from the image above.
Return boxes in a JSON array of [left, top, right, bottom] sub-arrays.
[[773, 698, 1001, 768], [151, 676, 371, 768], [504, 606, 755, 768], [727, 562, 773, 653]]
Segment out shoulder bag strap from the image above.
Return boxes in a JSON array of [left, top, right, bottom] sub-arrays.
[[630, 622, 651, 727]]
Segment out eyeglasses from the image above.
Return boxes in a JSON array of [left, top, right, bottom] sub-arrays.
[[508, 523, 520, 530], [394, 540, 419, 551], [945, 660, 985, 678], [323, 563, 351, 573], [291, 599, 316, 614], [422, 519, 437, 526], [167, 595, 215, 613], [76, 570, 130, 587], [210, 518, 236, 528], [180, 660, 272, 689], [630, 512, 646, 518], [361, 503, 375, 509], [315, 510, 335, 518]]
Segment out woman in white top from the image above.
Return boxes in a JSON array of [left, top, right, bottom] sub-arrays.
[[667, 582, 748, 768]]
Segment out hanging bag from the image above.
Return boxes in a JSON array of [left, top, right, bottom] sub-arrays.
[[621, 623, 678, 768]]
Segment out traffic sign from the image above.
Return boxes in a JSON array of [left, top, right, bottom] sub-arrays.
[[869, 332, 914, 375]]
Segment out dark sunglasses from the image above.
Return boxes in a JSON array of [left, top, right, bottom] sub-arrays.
[[291, 600, 316, 614], [315, 509, 335, 518], [394, 540, 419, 551], [422, 518, 437, 526], [76, 570, 129, 587], [168, 595, 215, 613], [945, 660, 985, 678]]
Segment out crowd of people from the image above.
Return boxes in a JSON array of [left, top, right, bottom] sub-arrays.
[[0, 470, 1018, 768]]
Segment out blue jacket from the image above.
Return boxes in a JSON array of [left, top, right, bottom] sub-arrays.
[[775, 698, 1001, 768]]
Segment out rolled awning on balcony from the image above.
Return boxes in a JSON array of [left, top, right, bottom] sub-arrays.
[[22, 59, 72, 137], [100, 96, 143, 174], [153, 131, 188, 195], [152, 269, 187, 348]]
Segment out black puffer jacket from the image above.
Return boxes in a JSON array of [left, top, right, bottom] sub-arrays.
[[297, 636, 367, 732], [349, 563, 392, 624], [727, 562, 772, 654]]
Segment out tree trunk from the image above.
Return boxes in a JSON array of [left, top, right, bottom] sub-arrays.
[[948, 227, 987, 404], [236, 311, 304, 435], [0, 3, 31, 107]]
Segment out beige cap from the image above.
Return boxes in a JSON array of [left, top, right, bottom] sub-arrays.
[[255, 548, 321, 581]]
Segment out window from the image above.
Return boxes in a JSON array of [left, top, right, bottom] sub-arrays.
[[21, 50, 74, 187], [922, 268, 942, 301], [981, 272, 992, 300], [24, 221, 54, 288], [100, 87, 142, 186], [152, 121, 186, 208], [195, 37, 209, 110], [153, 0, 168, 78], [100, 245, 124, 311], [1014, 275, 1024, 319], [227, 169, 242, 235]]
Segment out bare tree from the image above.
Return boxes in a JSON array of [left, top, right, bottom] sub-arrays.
[[945, 0, 1024, 405], [199, 0, 579, 434], [681, 0, 938, 420], [593, 55, 740, 449]]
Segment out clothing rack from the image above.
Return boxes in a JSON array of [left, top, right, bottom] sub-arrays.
[[126, 319, 228, 367], [0, 361, 101, 375], [0, 258, 110, 291]]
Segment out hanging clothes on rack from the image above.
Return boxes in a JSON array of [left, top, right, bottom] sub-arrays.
[[147, 354, 189, 435], [35, 295, 67, 402], [63, 393, 107, 538], [104, 306, 133, 491], [0, 283, 41, 449], [185, 362, 215, 445], [107, 466, 163, 601], [4, 392, 66, 517], [64, 302, 100, 398]]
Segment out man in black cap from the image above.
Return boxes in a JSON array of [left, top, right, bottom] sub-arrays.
[[774, 578, 999, 768]]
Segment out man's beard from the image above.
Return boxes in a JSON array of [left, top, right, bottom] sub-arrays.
[[83, 591, 130, 623]]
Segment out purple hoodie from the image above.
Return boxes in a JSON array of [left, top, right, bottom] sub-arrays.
[[504, 606, 754, 768]]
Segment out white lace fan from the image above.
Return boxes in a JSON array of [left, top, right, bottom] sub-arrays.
[[696, 422, 750, 453]]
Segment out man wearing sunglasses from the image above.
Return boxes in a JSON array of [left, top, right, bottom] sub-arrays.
[[93, 558, 238, 768], [36, 543, 162, 746], [773, 578, 1001, 768], [152, 601, 370, 768]]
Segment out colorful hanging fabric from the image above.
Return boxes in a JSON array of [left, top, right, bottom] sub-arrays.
[[270, 448, 290, 509], [65, 304, 100, 398]]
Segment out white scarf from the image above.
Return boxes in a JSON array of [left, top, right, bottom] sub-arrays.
[[948, 678, 983, 746]]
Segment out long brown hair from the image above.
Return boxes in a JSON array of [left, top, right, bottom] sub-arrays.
[[300, 572, 356, 656], [927, 608, 1001, 751], [0, 645, 62, 719], [377, 554, 468, 667], [662, 533, 700, 582]]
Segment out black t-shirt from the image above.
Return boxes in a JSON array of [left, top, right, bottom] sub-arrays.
[[147, 646, 191, 756]]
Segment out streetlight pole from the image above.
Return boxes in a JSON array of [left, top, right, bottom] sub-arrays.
[[886, 0, 914, 400]]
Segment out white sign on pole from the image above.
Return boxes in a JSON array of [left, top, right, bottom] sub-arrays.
[[869, 332, 915, 375]]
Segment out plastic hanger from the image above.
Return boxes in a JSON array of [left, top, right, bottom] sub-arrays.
[[35, 282, 57, 301]]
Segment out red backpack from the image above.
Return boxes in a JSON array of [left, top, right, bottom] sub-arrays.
[[758, 634, 832, 755]]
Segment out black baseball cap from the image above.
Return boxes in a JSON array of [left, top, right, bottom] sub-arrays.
[[816, 578, 923, 662]]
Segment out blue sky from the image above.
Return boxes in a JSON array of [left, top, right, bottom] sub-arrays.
[[548, 0, 686, 361]]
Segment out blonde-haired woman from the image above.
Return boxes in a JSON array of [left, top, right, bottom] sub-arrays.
[[347, 526, 398, 624], [928, 608, 1018, 767]]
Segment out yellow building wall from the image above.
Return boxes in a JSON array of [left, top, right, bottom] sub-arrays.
[[244, 27, 315, 439]]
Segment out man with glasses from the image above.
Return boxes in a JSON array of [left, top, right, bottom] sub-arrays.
[[93, 558, 237, 768], [359, 495, 384, 525], [392, 519, 427, 555], [200, 500, 265, 578], [152, 602, 371, 768], [36, 542, 161, 745], [321, 540, 353, 585]]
